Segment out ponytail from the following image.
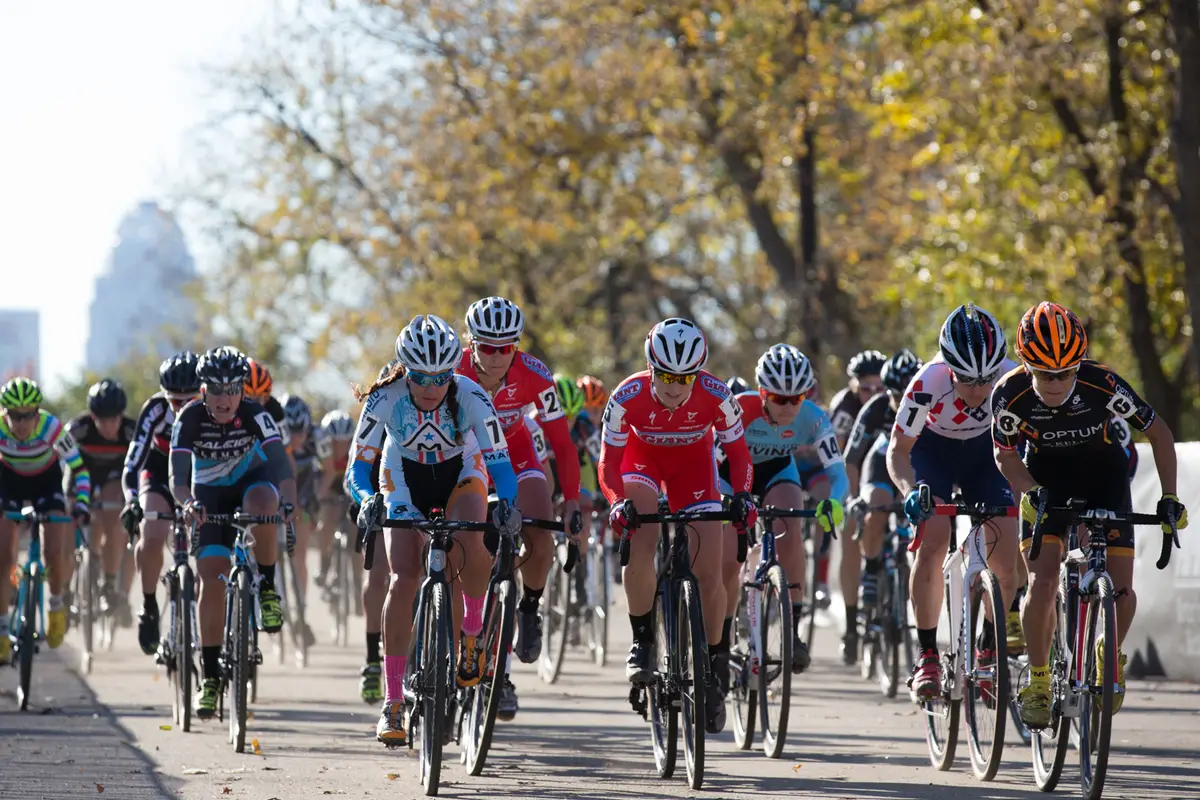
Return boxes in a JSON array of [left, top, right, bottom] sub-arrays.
[[446, 378, 464, 446], [353, 362, 406, 402]]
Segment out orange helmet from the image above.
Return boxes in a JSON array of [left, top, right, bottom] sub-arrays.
[[577, 375, 608, 413], [1016, 302, 1088, 371], [244, 357, 274, 399]]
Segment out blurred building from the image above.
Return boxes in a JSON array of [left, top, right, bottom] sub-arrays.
[[0, 309, 40, 382], [87, 201, 198, 373]]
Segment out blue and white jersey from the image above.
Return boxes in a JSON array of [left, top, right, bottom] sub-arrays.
[[734, 392, 850, 500], [346, 374, 517, 505]]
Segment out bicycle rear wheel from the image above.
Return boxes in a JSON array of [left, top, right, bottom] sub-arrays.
[[588, 534, 609, 667], [1079, 576, 1116, 800], [730, 580, 757, 750], [17, 569, 38, 711], [678, 577, 707, 789], [77, 547, 95, 674], [230, 569, 252, 753], [287, 550, 309, 667], [334, 534, 351, 646], [539, 553, 569, 684], [803, 526, 819, 647], [419, 580, 452, 796], [178, 568, 195, 733], [758, 564, 792, 759], [649, 589, 677, 779], [965, 569, 1008, 781], [1033, 572, 1071, 790], [465, 579, 516, 775]]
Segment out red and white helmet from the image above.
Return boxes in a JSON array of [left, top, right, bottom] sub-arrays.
[[645, 318, 708, 375]]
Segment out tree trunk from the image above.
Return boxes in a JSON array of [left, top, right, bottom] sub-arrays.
[[1169, 0, 1200, 380]]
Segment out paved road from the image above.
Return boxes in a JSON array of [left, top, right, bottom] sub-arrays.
[[4, 578, 1199, 800]]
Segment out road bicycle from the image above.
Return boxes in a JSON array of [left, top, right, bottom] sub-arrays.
[[142, 509, 198, 732], [540, 510, 602, 683]]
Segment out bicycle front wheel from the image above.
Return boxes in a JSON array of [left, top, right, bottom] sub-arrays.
[[178, 568, 196, 733], [588, 535, 609, 667], [539, 552, 570, 684], [678, 577, 707, 790], [730, 580, 757, 750], [1079, 576, 1117, 800], [230, 569, 252, 752], [965, 569, 1009, 781], [17, 569, 39, 711], [77, 547, 95, 673], [419, 580, 452, 796], [758, 564, 792, 759], [465, 578, 516, 775], [649, 587, 678, 779], [1033, 570, 1071, 790]]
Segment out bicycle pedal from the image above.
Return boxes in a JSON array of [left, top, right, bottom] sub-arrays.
[[254, 648, 263, 665]]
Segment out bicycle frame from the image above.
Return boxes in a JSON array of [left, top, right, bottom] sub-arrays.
[[6, 508, 70, 646]]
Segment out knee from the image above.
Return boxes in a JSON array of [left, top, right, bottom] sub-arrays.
[[692, 549, 723, 587], [1026, 569, 1058, 604]]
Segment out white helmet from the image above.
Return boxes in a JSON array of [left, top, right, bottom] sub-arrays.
[[645, 318, 708, 374], [395, 314, 462, 373], [465, 296, 524, 342], [321, 410, 354, 439], [938, 303, 1008, 381], [755, 344, 814, 396]]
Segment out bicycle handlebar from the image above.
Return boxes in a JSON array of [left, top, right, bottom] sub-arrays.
[[617, 510, 748, 567], [3, 510, 73, 523], [1029, 502, 1179, 568], [204, 513, 290, 525], [375, 516, 579, 572], [932, 504, 1018, 518], [142, 511, 178, 521]]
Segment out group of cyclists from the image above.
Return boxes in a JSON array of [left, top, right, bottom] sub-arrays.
[[0, 295, 1187, 782]]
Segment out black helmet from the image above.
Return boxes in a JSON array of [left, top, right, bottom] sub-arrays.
[[196, 346, 250, 387], [87, 379, 127, 417], [727, 376, 751, 396], [881, 349, 923, 394], [282, 393, 312, 433], [159, 351, 201, 394], [847, 349, 888, 379]]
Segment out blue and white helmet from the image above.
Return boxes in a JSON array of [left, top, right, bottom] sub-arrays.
[[755, 344, 814, 396], [321, 410, 354, 439], [395, 315, 462, 374], [938, 304, 1008, 381]]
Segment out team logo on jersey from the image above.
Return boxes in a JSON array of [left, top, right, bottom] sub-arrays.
[[693, 490, 705, 499], [648, 411, 657, 424], [519, 353, 554, 382], [612, 381, 642, 406], [687, 411, 698, 421], [700, 375, 729, 399], [782, 430, 794, 439], [634, 463, 647, 470]]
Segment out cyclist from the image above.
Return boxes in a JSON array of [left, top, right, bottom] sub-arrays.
[[244, 357, 290, 448], [0, 377, 90, 661], [839, 349, 922, 663], [600, 317, 757, 734], [457, 296, 582, 718], [717, 346, 845, 677], [578, 375, 608, 421], [316, 405, 359, 589], [991, 302, 1186, 726], [67, 379, 137, 628], [887, 304, 1020, 703], [348, 315, 524, 745], [170, 346, 297, 719], [122, 352, 202, 655], [281, 393, 320, 647]]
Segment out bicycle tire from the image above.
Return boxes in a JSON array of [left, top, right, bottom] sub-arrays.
[[274, 553, 288, 666], [179, 567, 195, 733], [874, 563, 898, 697], [78, 547, 95, 673], [591, 536, 609, 667], [539, 554, 569, 684], [465, 578, 516, 775], [679, 577, 707, 789], [758, 564, 792, 759], [1033, 571, 1071, 790], [420, 580, 452, 796], [335, 535, 351, 646], [17, 568, 38, 712], [231, 569, 252, 753], [649, 589, 677, 779], [289, 550, 309, 668], [965, 569, 1009, 781], [730, 580, 757, 750], [804, 525, 819, 647], [1079, 576, 1116, 800]]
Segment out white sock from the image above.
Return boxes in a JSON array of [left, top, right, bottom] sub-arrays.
[[48, 595, 63, 611]]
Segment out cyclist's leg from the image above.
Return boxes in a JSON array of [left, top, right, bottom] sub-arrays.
[[97, 479, 124, 589], [859, 439, 895, 566], [243, 481, 282, 631], [290, 511, 314, 603], [717, 474, 739, 619], [447, 473, 489, 690], [316, 490, 341, 584], [765, 478, 811, 670], [0, 484, 16, 658], [361, 514, 389, 702], [513, 434, 554, 663], [194, 485, 237, 716], [40, 469, 73, 647], [960, 433, 1019, 612], [1017, 504, 1063, 726], [136, 485, 173, 654]]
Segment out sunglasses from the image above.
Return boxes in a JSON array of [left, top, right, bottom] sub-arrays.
[[408, 370, 455, 388], [951, 372, 996, 387], [653, 369, 697, 385], [476, 342, 517, 356], [1029, 366, 1078, 383], [762, 389, 804, 406], [5, 409, 38, 422], [857, 383, 884, 395], [204, 383, 243, 397]]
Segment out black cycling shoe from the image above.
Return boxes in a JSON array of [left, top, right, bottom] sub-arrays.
[[792, 633, 812, 674], [711, 650, 731, 696], [860, 572, 880, 610], [515, 606, 543, 664], [705, 678, 726, 734], [625, 640, 653, 684], [840, 630, 859, 666], [137, 605, 160, 656], [497, 678, 519, 722]]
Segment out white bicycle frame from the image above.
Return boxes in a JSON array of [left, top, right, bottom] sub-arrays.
[[940, 521, 992, 702]]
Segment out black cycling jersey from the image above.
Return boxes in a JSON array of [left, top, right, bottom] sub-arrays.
[[262, 395, 291, 448], [990, 360, 1155, 457], [67, 413, 136, 485], [123, 394, 178, 502], [169, 398, 292, 490], [827, 387, 863, 444], [844, 393, 896, 472]]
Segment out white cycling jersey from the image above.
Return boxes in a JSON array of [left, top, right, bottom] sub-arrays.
[[892, 354, 1019, 441]]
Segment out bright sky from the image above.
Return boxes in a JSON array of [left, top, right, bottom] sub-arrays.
[[0, 1, 272, 392]]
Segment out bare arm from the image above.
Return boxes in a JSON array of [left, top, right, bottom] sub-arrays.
[[1143, 417, 1178, 496], [994, 447, 1037, 495], [886, 432, 918, 497]]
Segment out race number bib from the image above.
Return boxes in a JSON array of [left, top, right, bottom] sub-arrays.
[[255, 412, 281, 439], [538, 387, 565, 422], [815, 433, 842, 467], [1107, 390, 1137, 420], [895, 392, 933, 437]]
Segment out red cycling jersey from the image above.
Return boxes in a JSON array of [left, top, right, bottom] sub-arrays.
[[598, 370, 753, 509], [457, 349, 581, 501]]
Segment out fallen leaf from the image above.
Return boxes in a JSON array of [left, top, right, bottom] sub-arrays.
[[153, 673, 160, 682], [222, 789, 233, 795], [96, 784, 104, 793], [247, 711, 254, 719], [386, 773, 400, 780], [159, 725, 172, 731], [792, 763, 803, 772], [252, 739, 262, 755]]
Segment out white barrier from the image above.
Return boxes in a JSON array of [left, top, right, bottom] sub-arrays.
[[1126, 441, 1198, 681]]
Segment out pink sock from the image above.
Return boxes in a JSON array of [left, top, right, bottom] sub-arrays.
[[463, 594, 485, 636], [384, 655, 407, 703]]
